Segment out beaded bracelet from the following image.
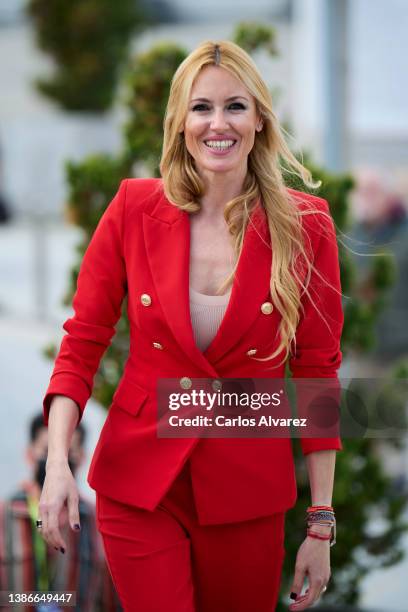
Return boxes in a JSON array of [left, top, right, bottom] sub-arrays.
[[307, 512, 335, 523], [306, 505, 336, 547]]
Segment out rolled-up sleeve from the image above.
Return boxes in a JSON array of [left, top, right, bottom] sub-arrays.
[[43, 179, 129, 426], [289, 197, 344, 455]]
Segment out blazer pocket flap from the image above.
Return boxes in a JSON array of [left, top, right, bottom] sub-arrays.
[[112, 377, 149, 417]]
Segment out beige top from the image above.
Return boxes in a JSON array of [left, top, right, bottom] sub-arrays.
[[189, 286, 232, 352]]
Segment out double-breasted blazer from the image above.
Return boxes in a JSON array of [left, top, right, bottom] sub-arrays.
[[43, 178, 344, 525]]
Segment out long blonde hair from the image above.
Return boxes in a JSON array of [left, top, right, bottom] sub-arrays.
[[160, 40, 332, 367]]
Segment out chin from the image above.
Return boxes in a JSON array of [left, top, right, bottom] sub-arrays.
[[200, 160, 239, 175]]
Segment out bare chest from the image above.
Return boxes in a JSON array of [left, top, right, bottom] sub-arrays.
[[189, 219, 237, 295]]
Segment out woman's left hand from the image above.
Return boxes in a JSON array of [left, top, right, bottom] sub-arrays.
[[288, 536, 331, 610]]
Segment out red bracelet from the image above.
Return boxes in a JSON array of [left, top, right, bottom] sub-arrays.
[[307, 529, 331, 541], [307, 505, 334, 513]]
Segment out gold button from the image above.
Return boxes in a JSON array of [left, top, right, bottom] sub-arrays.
[[212, 379, 222, 392], [180, 377, 192, 390], [261, 302, 273, 315], [246, 348, 258, 356], [152, 342, 163, 350], [141, 294, 152, 307]]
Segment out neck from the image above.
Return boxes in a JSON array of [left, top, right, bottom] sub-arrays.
[[198, 165, 247, 218]]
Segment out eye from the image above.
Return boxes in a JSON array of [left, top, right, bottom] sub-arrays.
[[191, 103, 209, 112], [191, 102, 247, 112]]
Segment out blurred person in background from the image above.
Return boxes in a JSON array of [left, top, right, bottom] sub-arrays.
[[0, 143, 12, 224], [0, 190, 11, 223], [347, 169, 408, 497], [350, 168, 408, 368], [0, 413, 122, 612]]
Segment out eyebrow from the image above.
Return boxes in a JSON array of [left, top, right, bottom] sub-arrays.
[[190, 96, 249, 103]]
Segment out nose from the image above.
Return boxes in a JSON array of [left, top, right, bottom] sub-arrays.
[[210, 108, 229, 131]]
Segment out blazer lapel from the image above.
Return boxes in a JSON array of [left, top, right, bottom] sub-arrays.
[[203, 201, 272, 364], [143, 192, 272, 374], [143, 207, 218, 377]]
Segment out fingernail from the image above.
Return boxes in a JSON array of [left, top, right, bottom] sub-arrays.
[[54, 547, 59, 551], [74, 523, 81, 531], [60, 547, 65, 554], [290, 592, 298, 600]]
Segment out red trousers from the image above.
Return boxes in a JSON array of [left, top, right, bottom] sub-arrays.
[[96, 459, 286, 612]]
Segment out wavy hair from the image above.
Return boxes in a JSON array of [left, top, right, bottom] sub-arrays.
[[159, 40, 334, 367]]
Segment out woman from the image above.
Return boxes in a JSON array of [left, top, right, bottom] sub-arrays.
[[38, 41, 343, 611]]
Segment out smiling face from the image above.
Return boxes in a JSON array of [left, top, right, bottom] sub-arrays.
[[183, 65, 262, 180]]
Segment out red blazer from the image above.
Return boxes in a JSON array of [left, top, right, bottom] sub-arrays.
[[43, 178, 344, 525]]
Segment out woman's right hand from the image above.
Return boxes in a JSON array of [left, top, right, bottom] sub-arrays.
[[38, 458, 81, 552]]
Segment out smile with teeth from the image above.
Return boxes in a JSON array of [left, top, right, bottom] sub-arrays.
[[204, 139, 237, 150]]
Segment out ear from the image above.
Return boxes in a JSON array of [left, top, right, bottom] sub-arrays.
[[256, 118, 264, 132]]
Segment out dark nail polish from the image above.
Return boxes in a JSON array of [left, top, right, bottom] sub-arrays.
[[74, 524, 81, 530], [54, 547, 59, 551], [290, 592, 298, 600], [60, 547, 65, 554]]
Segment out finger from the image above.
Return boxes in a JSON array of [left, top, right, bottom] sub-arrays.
[[38, 502, 65, 553], [37, 502, 50, 543], [294, 579, 323, 609], [289, 588, 309, 610], [46, 502, 66, 552], [289, 564, 306, 604], [67, 488, 81, 532]]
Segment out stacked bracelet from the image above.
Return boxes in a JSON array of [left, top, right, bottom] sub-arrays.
[[307, 505, 333, 511], [306, 505, 336, 547], [307, 529, 331, 541]]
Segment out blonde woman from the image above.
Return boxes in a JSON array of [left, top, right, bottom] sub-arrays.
[[38, 41, 343, 611]]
